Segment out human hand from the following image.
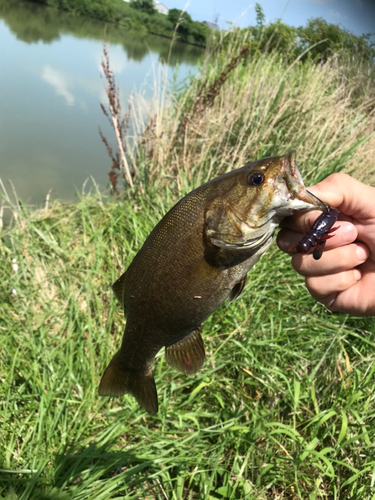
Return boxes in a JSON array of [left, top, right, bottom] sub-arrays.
[[277, 173, 375, 316]]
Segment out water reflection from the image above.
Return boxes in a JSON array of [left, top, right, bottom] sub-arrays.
[[0, 0, 202, 206], [0, 0, 203, 64]]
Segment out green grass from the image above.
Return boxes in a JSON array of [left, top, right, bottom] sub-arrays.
[[1, 20, 375, 499], [1, 187, 375, 499]]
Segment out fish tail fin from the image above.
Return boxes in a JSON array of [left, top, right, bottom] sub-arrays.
[[99, 351, 158, 415]]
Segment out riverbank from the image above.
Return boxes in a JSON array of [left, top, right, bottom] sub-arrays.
[[24, 0, 210, 47], [104, 32, 375, 193], [1, 183, 375, 498], [2, 27, 375, 498]]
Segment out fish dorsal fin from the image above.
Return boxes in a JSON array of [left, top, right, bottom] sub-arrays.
[[228, 274, 248, 303], [165, 327, 205, 375], [112, 271, 127, 304]]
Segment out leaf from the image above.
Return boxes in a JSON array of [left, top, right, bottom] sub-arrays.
[[337, 411, 348, 445], [293, 379, 301, 411], [318, 410, 337, 427], [300, 437, 320, 461], [342, 466, 373, 487]]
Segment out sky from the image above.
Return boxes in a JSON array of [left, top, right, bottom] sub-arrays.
[[160, 0, 375, 37]]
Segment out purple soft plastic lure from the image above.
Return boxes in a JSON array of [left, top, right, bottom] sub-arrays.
[[288, 193, 339, 260]]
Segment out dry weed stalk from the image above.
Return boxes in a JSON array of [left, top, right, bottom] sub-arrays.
[[99, 43, 133, 190], [178, 44, 251, 135]]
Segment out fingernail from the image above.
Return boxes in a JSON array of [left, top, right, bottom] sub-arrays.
[[340, 223, 356, 243], [356, 246, 368, 262], [353, 269, 362, 280]]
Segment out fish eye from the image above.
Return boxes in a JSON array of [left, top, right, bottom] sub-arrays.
[[247, 172, 265, 187]]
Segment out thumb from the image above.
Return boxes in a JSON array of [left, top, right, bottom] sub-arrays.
[[308, 173, 375, 220]]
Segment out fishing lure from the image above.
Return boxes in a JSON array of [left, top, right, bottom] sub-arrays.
[[288, 193, 339, 260]]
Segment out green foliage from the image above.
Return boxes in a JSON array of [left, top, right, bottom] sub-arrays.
[[255, 2, 265, 27], [168, 7, 192, 26], [215, 4, 375, 67], [130, 0, 154, 15], [1, 188, 375, 498], [0, 0, 204, 65], [298, 17, 375, 62], [187, 20, 209, 45], [250, 20, 299, 61], [23, 0, 375, 59], [24, 0, 209, 46], [166, 8, 210, 44]]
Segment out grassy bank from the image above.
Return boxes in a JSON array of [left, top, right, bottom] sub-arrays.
[[1, 188, 375, 498], [106, 32, 375, 192], [2, 31, 375, 499]]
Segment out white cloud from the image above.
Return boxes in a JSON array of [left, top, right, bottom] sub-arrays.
[[328, 8, 347, 21], [42, 65, 75, 106], [96, 46, 128, 75]]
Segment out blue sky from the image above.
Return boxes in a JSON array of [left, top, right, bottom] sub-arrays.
[[160, 0, 375, 37]]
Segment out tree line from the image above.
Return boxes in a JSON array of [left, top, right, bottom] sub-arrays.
[[27, 0, 375, 61], [29, 0, 211, 46], [238, 3, 375, 64]]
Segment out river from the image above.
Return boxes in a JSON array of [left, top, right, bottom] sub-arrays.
[[0, 0, 202, 209]]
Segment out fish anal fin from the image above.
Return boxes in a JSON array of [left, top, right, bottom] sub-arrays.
[[228, 274, 248, 303], [165, 327, 205, 375], [112, 271, 127, 304], [99, 351, 158, 415]]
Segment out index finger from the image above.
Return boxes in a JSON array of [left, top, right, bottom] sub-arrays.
[[280, 209, 353, 234], [281, 172, 365, 233], [277, 221, 358, 253], [307, 173, 375, 220]]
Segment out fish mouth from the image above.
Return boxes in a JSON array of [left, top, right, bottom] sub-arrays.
[[282, 150, 326, 210], [209, 151, 325, 251]]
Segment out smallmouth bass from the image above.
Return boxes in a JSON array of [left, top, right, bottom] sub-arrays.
[[99, 150, 324, 414]]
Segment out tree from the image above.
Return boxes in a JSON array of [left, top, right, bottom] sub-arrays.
[[255, 2, 265, 27], [298, 18, 375, 63], [130, 0, 155, 15], [167, 8, 193, 40], [188, 21, 209, 45], [168, 9, 192, 28], [245, 5, 375, 65]]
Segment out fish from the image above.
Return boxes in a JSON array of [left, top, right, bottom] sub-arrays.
[[99, 150, 325, 415]]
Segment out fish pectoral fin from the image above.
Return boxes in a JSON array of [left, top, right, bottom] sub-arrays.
[[112, 271, 127, 304], [165, 327, 205, 375], [228, 274, 248, 303], [99, 351, 158, 415]]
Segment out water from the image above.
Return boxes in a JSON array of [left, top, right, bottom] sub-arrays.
[[0, 0, 202, 207]]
